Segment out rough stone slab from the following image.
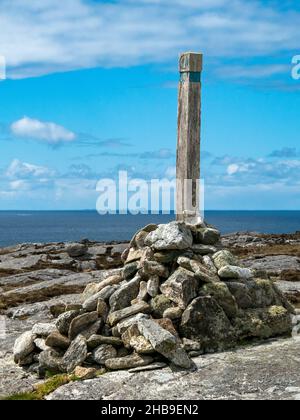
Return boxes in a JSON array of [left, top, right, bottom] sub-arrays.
[[45, 331, 70, 350], [212, 250, 238, 270], [114, 314, 150, 336], [83, 285, 119, 311], [145, 222, 193, 251], [195, 228, 221, 245], [61, 335, 87, 373], [108, 302, 151, 326], [128, 362, 167, 373], [82, 274, 123, 301], [87, 335, 123, 349], [109, 275, 142, 312], [242, 255, 300, 277], [105, 354, 154, 371], [32, 323, 57, 337], [180, 296, 236, 352], [1, 272, 96, 308], [138, 318, 191, 369], [177, 256, 220, 283], [92, 344, 117, 365], [192, 244, 217, 255], [218, 265, 253, 280], [160, 267, 198, 309], [68, 312, 99, 340]]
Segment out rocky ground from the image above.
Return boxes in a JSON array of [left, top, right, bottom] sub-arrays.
[[0, 231, 300, 400]]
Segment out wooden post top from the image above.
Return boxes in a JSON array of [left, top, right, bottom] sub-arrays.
[[179, 52, 203, 73]]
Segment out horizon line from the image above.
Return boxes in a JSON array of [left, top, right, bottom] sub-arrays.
[[0, 209, 299, 212]]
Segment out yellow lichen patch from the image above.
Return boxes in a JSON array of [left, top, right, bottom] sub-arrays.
[[267, 305, 287, 317]]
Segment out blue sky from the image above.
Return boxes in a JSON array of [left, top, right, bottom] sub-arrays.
[[0, 0, 300, 210]]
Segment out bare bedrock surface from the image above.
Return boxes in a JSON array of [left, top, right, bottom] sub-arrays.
[[1, 233, 300, 400], [47, 336, 300, 401]]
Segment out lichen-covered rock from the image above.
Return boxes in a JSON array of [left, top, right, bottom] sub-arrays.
[[163, 306, 183, 320], [177, 256, 220, 283], [129, 335, 154, 354], [153, 250, 181, 264], [121, 323, 140, 347], [226, 281, 253, 309], [50, 303, 67, 318], [138, 318, 191, 369], [227, 279, 289, 311], [155, 318, 180, 340], [113, 313, 150, 336], [92, 344, 117, 365], [199, 282, 238, 319], [212, 250, 238, 270], [182, 338, 202, 352], [202, 255, 218, 273], [130, 224, 158, 248], [123, 261, 139, 280], [233, 306, 292, 340], [56, 310, 81, 336], [218, 265, 253, 280], [150, 295, 174, 318], [142, 260, 169, 278], [180, 296, 236, 352], [61, 335, 87, 373], [145, 222, 193, 251], [248, 279, 283, 308], [97, 299, 108, 318], [109, 274, 141, 312], [160, 267, 198, 309], [38, 349, 62, 375], [13, 331, 36, 364]]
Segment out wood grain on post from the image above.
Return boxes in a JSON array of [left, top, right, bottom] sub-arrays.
[[176, 52, 203, 223]]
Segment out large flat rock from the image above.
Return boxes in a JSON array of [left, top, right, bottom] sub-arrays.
[[47, 337, 300, 400], [242, 255, 300, 276], [0, 269, 121, 309]]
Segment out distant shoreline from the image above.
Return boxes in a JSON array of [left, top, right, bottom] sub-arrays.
[[0, 211, 300, 248]]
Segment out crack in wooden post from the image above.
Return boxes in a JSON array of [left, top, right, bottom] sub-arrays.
[[176, 52, 203, 224]]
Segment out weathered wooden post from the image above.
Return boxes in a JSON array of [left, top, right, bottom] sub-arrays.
[[176, 52, 203, 224]]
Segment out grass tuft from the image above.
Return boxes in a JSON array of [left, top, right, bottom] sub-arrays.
[[3, 374, 71, 401]]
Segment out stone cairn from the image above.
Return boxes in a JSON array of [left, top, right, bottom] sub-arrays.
[[13, 221, 295, 377]]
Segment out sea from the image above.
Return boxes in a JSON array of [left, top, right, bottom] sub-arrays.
[[0, 211, 299, 248]]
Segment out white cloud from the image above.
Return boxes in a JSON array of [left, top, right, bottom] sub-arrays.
[[208, 155, 300, 187], [0, 0, 299, 80], [6, 159, 54, 179], [227, 164, 239, 175], [10, 117, 76, 144]]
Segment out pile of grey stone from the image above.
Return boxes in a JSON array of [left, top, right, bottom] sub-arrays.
[[13, 221, 295, 376]]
